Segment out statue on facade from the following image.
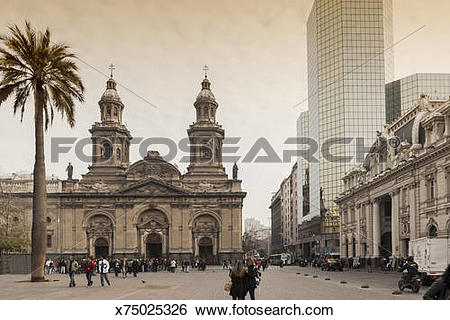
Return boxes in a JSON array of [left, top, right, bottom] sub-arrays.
[[66, 162, 73, 180], [232, 162, 239, 180]]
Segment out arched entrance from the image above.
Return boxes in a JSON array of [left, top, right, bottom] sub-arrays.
[[95, 237, 109, 258], [199, 237, 213, 264], [86, 214, 114, 257], [146, 233, 163, 258], [137, 209, 169, 257], [192, 214, 219, 264]]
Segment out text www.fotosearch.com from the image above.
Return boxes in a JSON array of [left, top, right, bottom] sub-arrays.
[[195, 304, 334, 316], [114, 303, 334, 317]]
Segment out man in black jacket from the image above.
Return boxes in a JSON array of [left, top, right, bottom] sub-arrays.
[[400, 256, 419, 284]]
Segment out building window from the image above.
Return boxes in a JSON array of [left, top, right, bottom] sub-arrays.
[[46, 217, 52, 224], [116, 147, 121, 161], [46, 235, 52, 248], [101, 142, 112, 159], [429, 179, 435, 200], [428, 225, 438, 238]]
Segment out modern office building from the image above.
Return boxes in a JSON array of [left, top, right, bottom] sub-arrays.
[[306, 0, 394, 220], [386, 73, 450, 124], [296, 111, 309, 224]]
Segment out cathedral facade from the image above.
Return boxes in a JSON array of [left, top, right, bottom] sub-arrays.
[[3, 73, 245, 264]]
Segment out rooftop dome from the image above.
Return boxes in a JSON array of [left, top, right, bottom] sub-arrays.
[[100, 77, 123, 104], [195, 77, 216, 103]]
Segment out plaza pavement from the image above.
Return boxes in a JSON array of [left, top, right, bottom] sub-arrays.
[[0, 266, 424, 300]]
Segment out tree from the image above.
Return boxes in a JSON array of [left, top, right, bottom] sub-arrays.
[[0, 21, 84, 281], [0, 183, 30, 253]]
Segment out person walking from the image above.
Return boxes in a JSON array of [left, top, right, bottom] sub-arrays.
[[229, 260, 246, 300], [423, 264, 450, 300], [245, 257, 258, 300], [60, 259, 66, 274], [67, 257, 79, 288], [84, 257, 95, 287], [367, 257, 372, 273], [121, 258, 127, 278], [99, 256, 111, 287], [132, 259, 139, 277]]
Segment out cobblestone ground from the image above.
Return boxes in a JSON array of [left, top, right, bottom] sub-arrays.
[[0, 266, 424, 300]]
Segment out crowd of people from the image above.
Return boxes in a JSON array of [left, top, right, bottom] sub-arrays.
[[44, 256, 210, 287]]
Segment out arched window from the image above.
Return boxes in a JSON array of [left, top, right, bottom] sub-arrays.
[[428, 225, 438, 238], [101, 142, 112, 159], [116, 147, 121, 161], [46, 217, 52, 224], [114, 107, 118, 117], [106, 106, 111, 117]]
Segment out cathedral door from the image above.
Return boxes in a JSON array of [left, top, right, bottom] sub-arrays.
[[199, 237, 213, 264], [94, 237, 109, 258], [146, 233, 163, 258]]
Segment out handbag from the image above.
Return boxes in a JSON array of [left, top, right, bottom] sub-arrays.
[[224, 281, 232, 292]]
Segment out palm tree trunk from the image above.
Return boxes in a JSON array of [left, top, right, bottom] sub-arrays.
[[31, 84, 47, 282]]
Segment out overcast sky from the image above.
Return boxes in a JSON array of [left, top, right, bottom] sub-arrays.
[[1, 0, 450, 226]]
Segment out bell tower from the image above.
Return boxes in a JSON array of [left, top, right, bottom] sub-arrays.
[[84, 65, 132, 181], [185, 68, 227, 180]]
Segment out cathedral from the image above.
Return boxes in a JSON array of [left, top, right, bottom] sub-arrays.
[[4, 72, 246, 264]]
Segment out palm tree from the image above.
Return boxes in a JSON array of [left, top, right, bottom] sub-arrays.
[[0, 21, 84, 281]]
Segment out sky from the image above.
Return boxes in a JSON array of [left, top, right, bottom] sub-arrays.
[[1, 0, 450, 227]]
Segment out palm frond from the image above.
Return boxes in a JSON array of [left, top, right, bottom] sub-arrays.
[[0, 20, 85, 129]]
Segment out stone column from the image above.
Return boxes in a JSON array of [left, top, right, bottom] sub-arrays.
[[213, 234, 218, 255], [409, 183, 417, 240], [365, 202, 373, 257], [372, 200, 381, 258], [339, 209, 346, 258], [391, 190, 400, 256], [162, 230, 167, 255], [356, 204, 362, 257], [140, 231, 145, 256]]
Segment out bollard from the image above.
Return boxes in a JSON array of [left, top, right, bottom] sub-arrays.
[[340, 281, 347, 284], [313, 275, 318, 278], [325, 278, 330, 280], [304, 274, 309, 276], [392, 290, 402, 295], [361, 285, 369, 288]]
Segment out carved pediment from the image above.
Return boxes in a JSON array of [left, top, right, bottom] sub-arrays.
[[119, 178, 188, 195], [140, 218, 166, 230], [137, 209, 169, 231]]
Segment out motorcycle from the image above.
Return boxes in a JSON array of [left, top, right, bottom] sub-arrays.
[[398, 271, 421, 293]]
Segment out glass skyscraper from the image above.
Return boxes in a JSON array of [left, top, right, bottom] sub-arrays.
[[305, 0, 394, 218], [296, 111, 309, 224], [386, 73, 450, 123]]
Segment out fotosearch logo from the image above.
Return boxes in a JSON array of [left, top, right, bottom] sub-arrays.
[[50, 136, 382, 164]]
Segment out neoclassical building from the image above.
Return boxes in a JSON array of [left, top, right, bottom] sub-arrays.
[[336, 95, 450, 263], [1, 73, 246, 263]]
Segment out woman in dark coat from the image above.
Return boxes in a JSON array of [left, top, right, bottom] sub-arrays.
[[423, 264, 450, 300], [245, 257, 258, 300], [229, 260, 246, 300]]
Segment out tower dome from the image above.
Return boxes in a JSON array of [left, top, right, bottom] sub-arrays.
[[100, 77, 123, 104], [195, 77, 216, 103]]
